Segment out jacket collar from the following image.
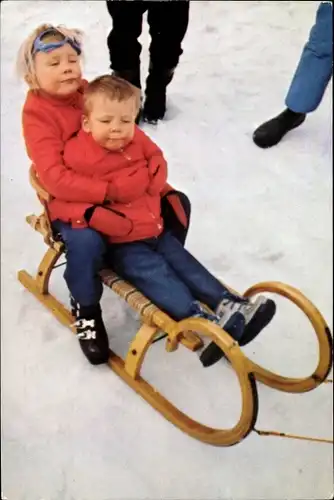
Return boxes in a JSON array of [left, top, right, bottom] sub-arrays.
[[29, 79, 86, 109]]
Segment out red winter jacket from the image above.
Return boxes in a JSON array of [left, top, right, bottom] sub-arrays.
[[22, 81, 109, 227], [63, 128, 167, 243]]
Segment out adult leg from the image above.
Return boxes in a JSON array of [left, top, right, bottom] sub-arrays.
[[143, 0, 190, 122], [286, 1, 333, 114], [253, 1, 333, 148], [106, 0, 147, 88], [52, 220, 110, 365]]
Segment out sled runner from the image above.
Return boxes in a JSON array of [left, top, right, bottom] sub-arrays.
[[17, 166, 333, 447]]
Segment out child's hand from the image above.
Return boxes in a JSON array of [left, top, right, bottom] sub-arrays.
[[106, 168, 150, 204], [147, 156, 168, 196]]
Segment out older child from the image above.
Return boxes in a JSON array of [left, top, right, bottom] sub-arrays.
[[18, 24, 134, 366], [63, 75, 277, 367]]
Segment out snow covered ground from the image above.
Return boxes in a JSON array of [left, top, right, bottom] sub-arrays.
[[1, 1, 333, 499]]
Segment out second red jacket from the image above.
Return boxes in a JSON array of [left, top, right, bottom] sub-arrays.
[[63, 128, 167, 243]]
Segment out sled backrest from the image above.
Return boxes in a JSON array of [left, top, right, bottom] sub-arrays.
[[27, 165, 60, 248], [29, 165, 53, 203]]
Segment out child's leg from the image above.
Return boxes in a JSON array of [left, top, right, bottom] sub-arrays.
[[109, 239, 245, 345], [108, 238, 245, 362], [156, 232, 276, 366], [52, 220, 109, 365], [85, 206, 132, 239], [109, 239, 203, 320], [156, 231, 232, 310], [53, 220, 106, 306]]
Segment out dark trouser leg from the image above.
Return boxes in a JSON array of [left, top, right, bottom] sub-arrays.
[[52, 220, 109, 364], [143, 0, 190, 122], [108, 239, 199, 320], [106, 0, 147, 88], [52, 221, 106, 306], [147, 0, 190, 70], [108, 236, 245, 354], [155, 232, 276, 368], [156, 232, 230, 310]]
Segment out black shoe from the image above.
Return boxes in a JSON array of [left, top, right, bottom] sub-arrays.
[[199, 296, 276, 367], [142, 64, 175, 124], [239, 299, 276, 347], [199, 312, 245, 368], [253, 108, 306, 148], [71, 297, 110, 365]]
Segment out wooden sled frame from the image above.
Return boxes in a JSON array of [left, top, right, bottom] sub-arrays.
[[17, 167, 333, 447]]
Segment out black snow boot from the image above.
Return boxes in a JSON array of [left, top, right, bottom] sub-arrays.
[[112, 69, 142, 124], [253, 108, 306, 148], [71, 297, 110, 365], [142, 63, 175, 124]]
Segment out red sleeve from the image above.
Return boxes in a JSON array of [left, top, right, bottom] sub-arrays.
[[134, 126, 164, 159], [134, 127, 168, 195], [22, 107, 108, 203]]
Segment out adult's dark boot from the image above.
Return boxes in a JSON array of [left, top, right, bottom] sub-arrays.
[[253, 108, 306, 148], [142, 63, 175, 124], [71, 297, 110, 365], [112, 69, 142, 124]]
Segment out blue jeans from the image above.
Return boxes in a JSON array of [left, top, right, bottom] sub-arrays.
[[107, 231, 231, 320], [285, 2, 333, 113], [52, 220, 107, 307]]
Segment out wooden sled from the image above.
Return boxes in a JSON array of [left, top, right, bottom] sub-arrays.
[[17, 167, 333, 447]]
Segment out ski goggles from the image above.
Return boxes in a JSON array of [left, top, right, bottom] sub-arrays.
[[32, 28, 82, 56]]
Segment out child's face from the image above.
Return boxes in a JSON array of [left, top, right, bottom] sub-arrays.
[[83, 94, 137, 151], [34, 43, 82, 96]]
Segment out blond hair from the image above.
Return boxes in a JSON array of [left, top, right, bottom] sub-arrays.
[[83, 75, 141, 116], [16, 23, 84, 87]]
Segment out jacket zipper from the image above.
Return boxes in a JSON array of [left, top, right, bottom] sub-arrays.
[[120, 148, 162, 231]]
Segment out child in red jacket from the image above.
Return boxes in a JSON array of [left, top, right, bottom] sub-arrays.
[[18, 24, 148, 366], [62, 75, 277, 367]]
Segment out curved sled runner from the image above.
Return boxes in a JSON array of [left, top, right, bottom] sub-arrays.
[[17, 167, 333, 446]]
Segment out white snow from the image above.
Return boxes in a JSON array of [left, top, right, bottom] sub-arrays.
[[1, 1, 333, 499]]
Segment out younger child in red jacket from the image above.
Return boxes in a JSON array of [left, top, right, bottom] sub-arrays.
[[63, 75, 277, 367], [63, 77, 167, 244]]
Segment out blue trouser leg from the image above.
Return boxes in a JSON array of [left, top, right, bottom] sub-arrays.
[[156, 232, 230, 310], [108, 239, 197, 320], [285, 2, 333, 113], [108, 232, 230, 320], [52, 221, 107, 307]]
